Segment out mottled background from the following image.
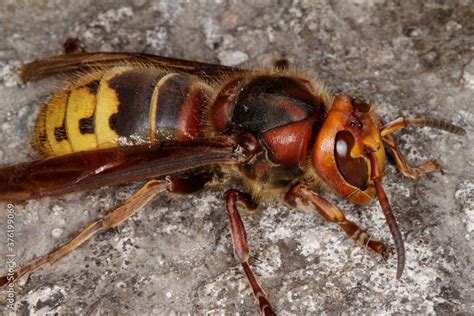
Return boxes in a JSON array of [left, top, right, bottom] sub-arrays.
[[0, 0, 473, 314]]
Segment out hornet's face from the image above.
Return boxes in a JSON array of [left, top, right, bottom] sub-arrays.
[[311, 92, 465, 280], [312, 94, 385, 205]]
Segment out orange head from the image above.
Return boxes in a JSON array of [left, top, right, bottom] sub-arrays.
[[311, 93, 466, 280], [312, 94, 385, 205]]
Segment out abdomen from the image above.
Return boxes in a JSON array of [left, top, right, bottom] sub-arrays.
[[34, 66, 214, 156]]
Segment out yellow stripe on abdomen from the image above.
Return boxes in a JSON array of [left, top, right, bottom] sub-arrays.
[[94, 68, 125, 148], [32, 105, 54, 156], [44, 92, 73, 155], [66, 77, 101, 152]]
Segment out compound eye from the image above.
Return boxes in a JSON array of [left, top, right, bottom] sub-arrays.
[[352, 98, 371, 113], [335, 131, 369, 190]]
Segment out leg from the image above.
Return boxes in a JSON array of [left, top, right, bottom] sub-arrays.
[[225, 189, 275, 316], [285, 184, 389, 257], [0, 175, 208, 287], [274, 59, 289, 70], [0, 180, 167, 287], [383, 133, 441, 179], [63, 37, 84, 54]]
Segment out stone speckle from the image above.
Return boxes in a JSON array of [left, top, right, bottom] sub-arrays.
[[0, 1, 472, 314]]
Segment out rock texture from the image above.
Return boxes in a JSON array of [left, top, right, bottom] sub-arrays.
[[0, 0, 472, 314]]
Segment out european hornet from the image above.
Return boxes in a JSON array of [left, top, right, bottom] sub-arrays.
[[0, 51, 466, 315]]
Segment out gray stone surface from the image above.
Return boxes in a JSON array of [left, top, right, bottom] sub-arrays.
[[0, 0, 472, 314]]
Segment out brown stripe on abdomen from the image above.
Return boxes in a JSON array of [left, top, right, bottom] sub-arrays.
[[176, 82, 213, 140], [151, 73, 212, 142]]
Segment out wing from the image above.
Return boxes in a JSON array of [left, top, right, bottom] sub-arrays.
[[0, 139, 240, 202], [20, 52, 252, 82]]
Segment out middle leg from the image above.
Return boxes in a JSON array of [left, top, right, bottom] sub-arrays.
[[225, 189, 276, 316]]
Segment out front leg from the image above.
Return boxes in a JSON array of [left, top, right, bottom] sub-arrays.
[[383, 133, 441, 179], [225, 189, 275, 316], [285, 184, 388, 257]]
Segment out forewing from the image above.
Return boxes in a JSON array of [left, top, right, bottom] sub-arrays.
[[0, 139, 238, 201]]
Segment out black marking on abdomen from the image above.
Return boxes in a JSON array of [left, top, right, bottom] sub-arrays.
[[54, 123, 67, 141], [38, 132, 47, 143], [107, 69, 164, 138], [79, 116, 94, 134], [79, 80, 99, 135], [85, 79, 100, 92]]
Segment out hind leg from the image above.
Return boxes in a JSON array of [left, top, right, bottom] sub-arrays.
[[0, 175, 209, 288]]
